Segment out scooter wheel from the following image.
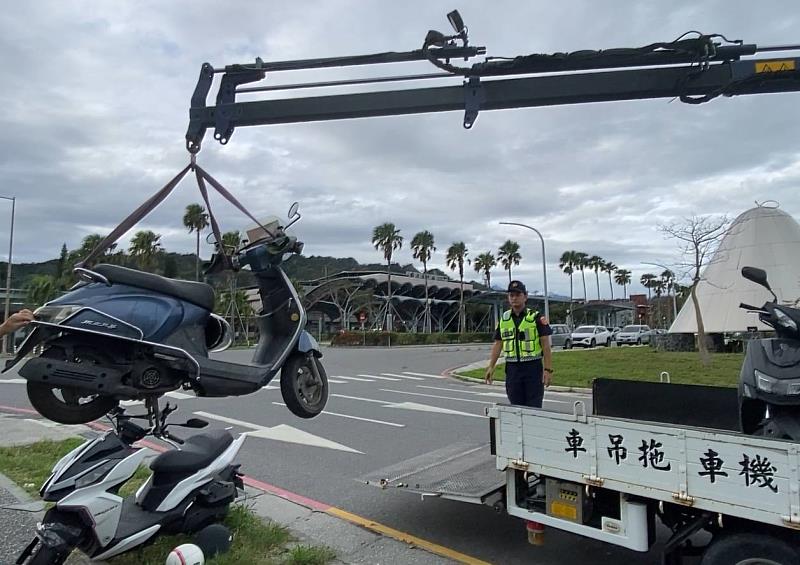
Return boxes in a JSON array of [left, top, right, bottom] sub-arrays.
[[280, 354, 329, 419], [27, 382, 118, 425], [17, 539, 68, 565]]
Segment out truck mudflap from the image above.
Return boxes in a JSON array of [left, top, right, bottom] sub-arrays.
[[360, 441, 506, 507]]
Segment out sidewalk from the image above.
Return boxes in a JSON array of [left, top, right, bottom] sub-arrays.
[[0, 413, 462, 565]]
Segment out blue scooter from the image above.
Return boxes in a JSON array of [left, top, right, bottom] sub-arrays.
[[5, 203, 328, 424]]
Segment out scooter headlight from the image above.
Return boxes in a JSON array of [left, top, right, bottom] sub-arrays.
[[773, 308, 798, 332], [755, 369, 800, 395], [74, 460, 117, 488], [34, 305, 82, 324]]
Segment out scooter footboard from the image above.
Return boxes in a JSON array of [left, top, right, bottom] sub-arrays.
[[196, 357, 275, 397]]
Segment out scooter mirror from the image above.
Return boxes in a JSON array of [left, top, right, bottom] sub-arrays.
[[182, 418, 209, 429], [742, 266, 771, 290], [288, 201, 300, 219], [447, 10, 465, 34]]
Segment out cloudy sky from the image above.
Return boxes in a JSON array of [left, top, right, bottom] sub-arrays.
[[1, 1, 799, 297]]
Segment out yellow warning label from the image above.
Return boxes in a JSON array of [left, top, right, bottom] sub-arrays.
[[755, 60, 796, 73], [551, 501, 578, 521]]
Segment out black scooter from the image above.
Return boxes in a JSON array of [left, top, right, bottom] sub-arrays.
[[5, 203, 328, 424], [738, 266, 800, 439]]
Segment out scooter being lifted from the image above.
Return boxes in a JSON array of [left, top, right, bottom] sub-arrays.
[[738, 266, 800, 439], [6, 202, 328, 424], [16, 402, 243, 565]]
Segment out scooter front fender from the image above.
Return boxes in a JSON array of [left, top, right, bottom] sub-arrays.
[[296, 331, 322, 357]]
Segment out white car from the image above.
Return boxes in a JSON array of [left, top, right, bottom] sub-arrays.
[[570, 325, 611, 348], [616, 324, 652, 345]]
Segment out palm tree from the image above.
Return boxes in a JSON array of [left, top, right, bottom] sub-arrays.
[[640, 273, 657, 300], [603, 261, 617, 300], [411, 230, 436, 333], [221, 230, 242, 250], [587, 255, 604, 300], [183, 203, 209, 281], [371, 223, 403, 331], [71, 234, 118, 265], [129, 230, 163, 272], [559, 251, 579, 313], [446, 242, 470, 333], [614, 268, 632, 299], [574, 252, 589, 302], [474, 252, 497, 288], [26, 274, 59, 307], [497, 240, 522, 284]]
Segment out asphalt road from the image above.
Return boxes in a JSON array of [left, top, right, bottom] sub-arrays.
[[0, 345, 681, 564]]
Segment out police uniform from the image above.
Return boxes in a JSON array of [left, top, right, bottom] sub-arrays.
[[494, 281, 552, 408]]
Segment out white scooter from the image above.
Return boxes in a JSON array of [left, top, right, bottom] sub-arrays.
[[16, 400, 244, 564]]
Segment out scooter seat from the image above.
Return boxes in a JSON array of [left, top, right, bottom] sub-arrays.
[[150, 429, 234, 475], [93, 264, 215, 310]]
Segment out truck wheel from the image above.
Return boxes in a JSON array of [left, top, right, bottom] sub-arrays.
[[700, 532, 800, 565]]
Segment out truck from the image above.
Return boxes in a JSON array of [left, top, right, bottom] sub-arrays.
[[363, 378, 800, 564]]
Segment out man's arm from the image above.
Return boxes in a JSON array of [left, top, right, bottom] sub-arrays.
[[541, 335, 553, 387], [484, 340, 503, 384]]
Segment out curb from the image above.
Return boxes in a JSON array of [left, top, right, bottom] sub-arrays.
[[444, 363, 592, 395]]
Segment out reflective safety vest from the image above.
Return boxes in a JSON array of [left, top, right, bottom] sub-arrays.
[[498, 309, 542, 362]]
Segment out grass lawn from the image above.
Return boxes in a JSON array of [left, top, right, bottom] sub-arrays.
[[0, 438, 335, 565], [461, 347, 745, 388]]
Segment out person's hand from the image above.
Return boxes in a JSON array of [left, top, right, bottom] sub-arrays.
[[1, 309, 34, 334], [484, 366, 495, 385], [543, 371, 552, 387]]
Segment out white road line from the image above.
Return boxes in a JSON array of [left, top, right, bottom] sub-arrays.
[[330, 375, 375, 382], [417, 385, 502, 396], [166, 391, 194, 400], [355, 374, 401, 381], [271, 402, 404, 427], [402, 371, 446, 379], [0, 379, 25, 384], [327, 379, 348, 384], [380, 372, 424, 381], [380, 389, 492, 404], [332, 394, 387, 404]]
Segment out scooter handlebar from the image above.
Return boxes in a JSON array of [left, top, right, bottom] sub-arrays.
[[740, 302, 763, 311]]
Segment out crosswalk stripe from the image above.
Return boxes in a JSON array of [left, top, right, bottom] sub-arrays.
[[271, 402, 404, 427], [327, 379, 347, 384], [332, 394, 386, 404], [331, 375, 375, 382], [380, 372, 424, 381], [402, 371, 446, 379], [355, 374, 400, 381], [380, 389, 492, 405]]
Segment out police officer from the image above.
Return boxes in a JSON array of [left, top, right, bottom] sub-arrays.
[[484, 281, 553, 407]]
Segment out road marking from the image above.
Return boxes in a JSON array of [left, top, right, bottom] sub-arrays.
[[381, 389, 492, 405], [355, 374, 400, 381], [330, 375, 375, 382], [380, 372, 424, 381], [0, 379, 25, 384], [417, 385, 507, 398], [327, 378, 347, 384], [387, 402, 484, 419], [402, 371, 446, 379], [194, 411, 362, 454], [325, 507, 492, 565], [271, 402, 404, 427], [166, 391, 194, 400], [332, 394, 484, 419]]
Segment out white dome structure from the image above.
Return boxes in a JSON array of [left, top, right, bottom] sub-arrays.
[[669, 203, 800, 334]]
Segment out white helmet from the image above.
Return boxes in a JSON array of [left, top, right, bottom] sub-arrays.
[[166, 543, 205, 565]]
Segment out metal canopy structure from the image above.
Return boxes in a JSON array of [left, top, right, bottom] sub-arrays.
[[185, 10, 800, 154]]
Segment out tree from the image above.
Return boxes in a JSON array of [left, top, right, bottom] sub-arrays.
[[474, 252, 496, 288], [56, 243, 69, 285], [71, 233, 118, 266], [640, 273, 657, 300], [660, 214, 730, 363], [411, 230, 436, 333], [603, 261, 617, 300], [498, 240, 522, 284], [371, 223, 403, 331], [574, 252, 589, 302], [614, 268, 632, 299], [446, 242, 470, 333], [26, 275, 59, 307], [221, 230, 242, 250], [559, 251, 580, 317], [183, 203, 209, 281], [587, 255, 604, 300], [129, 230, 163, 272]]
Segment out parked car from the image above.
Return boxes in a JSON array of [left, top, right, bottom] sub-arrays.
[[606, 326, 621, 342], [570, 325, 611, 348], [549, 324, 573, 349], [616, 324, 652, 345]]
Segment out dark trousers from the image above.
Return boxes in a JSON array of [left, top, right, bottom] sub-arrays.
[[505, 359, 544, 408]]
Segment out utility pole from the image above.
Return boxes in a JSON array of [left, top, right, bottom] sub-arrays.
[[1, 196, 15, 355], [499, 221, 549, 320]]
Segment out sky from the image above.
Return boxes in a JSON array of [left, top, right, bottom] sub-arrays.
[[1, 1, 799, 298]]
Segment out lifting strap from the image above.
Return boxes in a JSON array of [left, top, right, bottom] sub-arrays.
[[77, 158, 273, 272]]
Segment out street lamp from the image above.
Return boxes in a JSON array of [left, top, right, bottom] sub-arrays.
[[499, 221, 549, 320], [641, 261, 678, 319], [1, 195, 15, 355]]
